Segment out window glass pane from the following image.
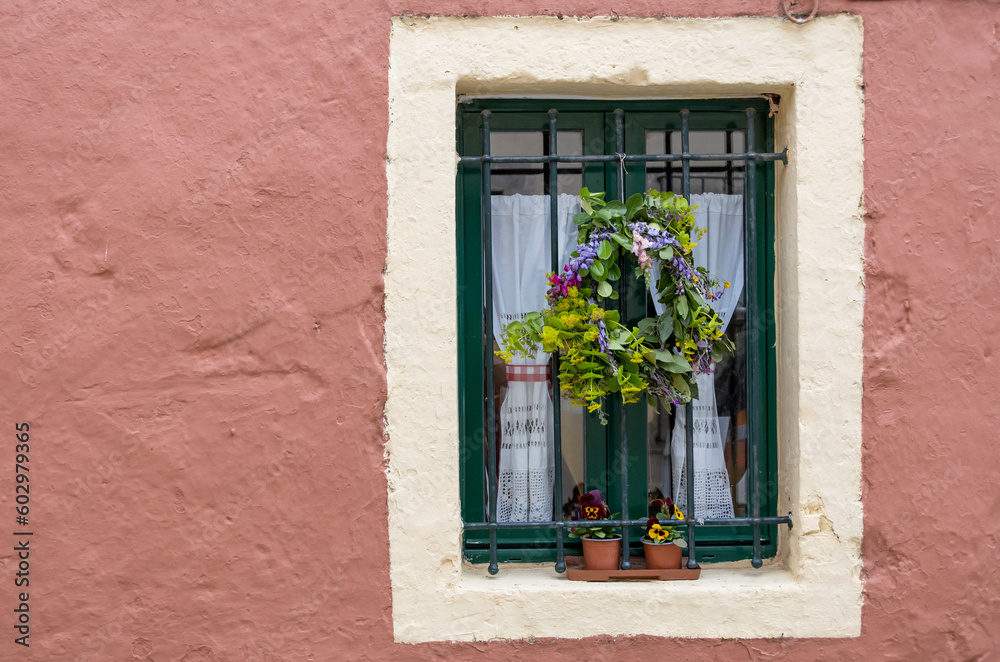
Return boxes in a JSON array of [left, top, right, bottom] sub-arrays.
[[490, 130, 584, 196], [644, 129, 749, 517], [559, 396, 586, 519], [686, 130, 728, 194], [486, 129, 586, 521], [486, 354, 587, 521], [645, 130, 745, 195], [645, 268, 749, 516], [491, 131, 544, 195], [644, 129, 670, 192], [715, 288, 748, 516]]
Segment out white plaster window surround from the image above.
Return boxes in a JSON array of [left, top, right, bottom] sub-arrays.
[[385, 15, 864, 642]]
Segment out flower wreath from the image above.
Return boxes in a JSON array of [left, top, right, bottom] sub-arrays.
[[498, 188, 735, 423]]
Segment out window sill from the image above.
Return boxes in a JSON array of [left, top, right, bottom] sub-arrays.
[[390, 560, 860, 642]]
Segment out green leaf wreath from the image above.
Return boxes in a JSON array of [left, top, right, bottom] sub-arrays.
[[498, 188, 735, 423]]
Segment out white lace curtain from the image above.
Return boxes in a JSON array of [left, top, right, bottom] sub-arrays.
[[491, 194, 581, 522], [652, 193, 745, 519]]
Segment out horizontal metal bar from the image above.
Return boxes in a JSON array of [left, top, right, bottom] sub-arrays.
[[693, 516, 793, 527], [463, 515, 792, 530], [465, 518, 654, 530], [492, 166, 740, 174], [460, 150, 788, 165]]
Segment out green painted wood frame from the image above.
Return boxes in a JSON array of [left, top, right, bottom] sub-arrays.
[[457, 98, 777, 564]]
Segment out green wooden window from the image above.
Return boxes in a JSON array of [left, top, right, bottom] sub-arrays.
[[457, 99, 778, 565]]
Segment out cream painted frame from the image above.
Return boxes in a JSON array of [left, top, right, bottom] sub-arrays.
[[385, 15, 864, 642]]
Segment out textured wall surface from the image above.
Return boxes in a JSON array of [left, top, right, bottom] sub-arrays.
[[0, 1, 997, 660]]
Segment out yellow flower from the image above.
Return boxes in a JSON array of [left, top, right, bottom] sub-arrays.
[[724, 280, 731, 289], [557, 313, 574, 327], [620, 380, 647, 405], [494, 349, 514, 363]]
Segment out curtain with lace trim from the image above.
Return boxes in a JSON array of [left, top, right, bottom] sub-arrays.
[[650, 193, 744, 519], [491, 194, 580, 522]]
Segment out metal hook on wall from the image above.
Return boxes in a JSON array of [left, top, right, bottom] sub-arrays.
[[782, 0, 819, 24]]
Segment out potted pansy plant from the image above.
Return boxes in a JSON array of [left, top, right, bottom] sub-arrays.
[[568, 490, 621, 570], [642, 497, 686, 569]]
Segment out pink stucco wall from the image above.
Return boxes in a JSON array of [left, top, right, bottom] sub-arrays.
[[1, 1, 997, 659]]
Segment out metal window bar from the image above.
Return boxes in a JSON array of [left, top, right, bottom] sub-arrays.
[[725, 130, 736, 192], [480, 110, 499, 575], [614, 109, 632, 571], [745, 108, 764, 568], [466, 107, 791, 576], [680, 110, 698, 569], [548, 110, 567, 574]]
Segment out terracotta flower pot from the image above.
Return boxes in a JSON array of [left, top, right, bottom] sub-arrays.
[[643, 541, 683, 569], [581, 536, 622, 570]]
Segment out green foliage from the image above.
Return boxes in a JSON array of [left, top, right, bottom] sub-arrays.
[[498, 189, 735, 422]]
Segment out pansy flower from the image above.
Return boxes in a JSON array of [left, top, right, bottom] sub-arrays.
[[579, 489, 609, 520], [645, 517, 673, 543]]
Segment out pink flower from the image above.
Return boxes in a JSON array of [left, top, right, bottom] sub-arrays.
[[632, 230, 652, 274]]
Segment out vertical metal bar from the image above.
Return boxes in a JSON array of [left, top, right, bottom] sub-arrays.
[[664, 130, 674, 192], [745, 108, 763, 568], [615, 109, 626, 201], [681, 111, 691, 200], [681, 109, 699, 570], [548, 110, 566, 574], [725, 130, 735, 193], [614, 108, 630, 570], [481, 110, 500, 575], [724, 129, 738, 511]]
